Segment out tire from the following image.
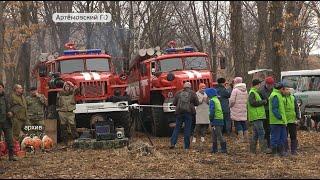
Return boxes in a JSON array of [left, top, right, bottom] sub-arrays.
[[131, 109, 143, 132], [149, 92, 171, 137], [151, 106, 170, 137]]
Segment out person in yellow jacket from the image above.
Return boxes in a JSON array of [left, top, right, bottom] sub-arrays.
[[248, 79, 270, 154], [283, 89, 300, 155], [269, 82, 289, 156]]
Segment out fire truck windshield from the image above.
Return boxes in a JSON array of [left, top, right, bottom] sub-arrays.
[[184, 56, 208, 70], [60, 59, 84, 73], [86, 58, 110, 72], [159, 56, 208, 72], [159, 58, 183, 72], [59, 58, 110, 73]]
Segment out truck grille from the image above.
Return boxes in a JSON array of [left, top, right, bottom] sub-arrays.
[[184, 79, 211, 92], [80, 81, 106, 97]]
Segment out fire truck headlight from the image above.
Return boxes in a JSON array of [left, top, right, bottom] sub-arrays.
[[169, 104, 175, 110], [120, 74, 127, 81], [118, 102, 127, 109]]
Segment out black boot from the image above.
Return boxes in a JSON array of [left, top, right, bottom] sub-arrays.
[[220, 141, 227, 154], [60, 125, 68, 146], [284, 140, 289, 154], [70, 125, 79, 140], [291, 139, 298, 155], [8, 149, 17, 161], [250, 139, 257, 154], [278, 144, 288, 157], [271, 146, 278, 156], [211, 142, 218, 153]]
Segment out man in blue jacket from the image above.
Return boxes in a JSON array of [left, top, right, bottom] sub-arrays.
[[216, 78, 232, 135]]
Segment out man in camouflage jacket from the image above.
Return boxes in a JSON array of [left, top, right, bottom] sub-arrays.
[[0, 82, 18, 168], [26, 87, 47, 127], [8, 84, 28, 140]]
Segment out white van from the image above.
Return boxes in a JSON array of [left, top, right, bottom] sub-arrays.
[[281, 69, 320, 114]]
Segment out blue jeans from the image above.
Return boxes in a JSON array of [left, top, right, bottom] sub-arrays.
[[223, 112, 231, 134], [235, 121, 248, 132], [170, 113, 192, 149], [212, 125, 225, 143], [270, 125, 287, 148], [252, 120, 265, 142]]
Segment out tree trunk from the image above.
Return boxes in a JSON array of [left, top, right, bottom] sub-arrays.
[[230, 1, 247, 83], [249, 1, 268, 82], [203, 1, 218, 79], [16, 2, 31, 91], [270, 1, 284, 81], [0, 2, 7, 82]]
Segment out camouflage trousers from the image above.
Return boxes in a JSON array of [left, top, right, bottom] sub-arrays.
[[12, 118, 30, 140], [29, 118, 45, 126], [0, 122, 14, 153], [58, 111, 78, 142], [58, 111, 75, 125]]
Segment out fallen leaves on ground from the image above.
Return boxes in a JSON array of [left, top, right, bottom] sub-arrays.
[[1, 131, 320, 179]]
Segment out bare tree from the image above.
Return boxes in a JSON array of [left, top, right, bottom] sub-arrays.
[[230, 1, 248, 82], [0, 1, 8, 81], [270, 1, 284, 81], [43, 1, 74, 52], [203, 1, 218, 78]]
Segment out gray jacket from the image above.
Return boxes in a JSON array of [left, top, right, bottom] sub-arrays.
[[259, 85, 273, 111], [173, 88, 199, 115]]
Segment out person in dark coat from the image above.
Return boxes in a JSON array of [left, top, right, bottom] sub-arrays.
[[0, 82, 18, 176], [170, 82, 199, 150], [216, 78, 232, 135], [259, 76, 275, 148]]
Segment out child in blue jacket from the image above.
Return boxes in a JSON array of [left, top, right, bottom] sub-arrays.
[[205, 88, 227, 153]]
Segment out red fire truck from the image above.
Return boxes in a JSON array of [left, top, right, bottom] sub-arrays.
[[32, 44, 129, 138], [127, 44, 215, 137]]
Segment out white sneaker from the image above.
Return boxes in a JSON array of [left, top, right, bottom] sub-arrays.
[[200, 137, 205, 142], [192, 137, 196, 143]]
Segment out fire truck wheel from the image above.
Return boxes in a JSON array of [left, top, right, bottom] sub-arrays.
[[151, 107, 170, 137], [131, 109, 143, 132]]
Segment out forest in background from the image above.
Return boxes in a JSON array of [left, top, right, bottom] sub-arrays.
[[0, 1, 319, 91]]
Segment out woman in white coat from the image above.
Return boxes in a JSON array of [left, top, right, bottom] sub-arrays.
[[193, 83, 210, 143]]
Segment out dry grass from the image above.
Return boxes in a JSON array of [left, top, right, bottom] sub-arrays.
[[1, 130, 320, 179]]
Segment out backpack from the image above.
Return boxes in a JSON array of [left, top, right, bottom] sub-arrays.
[[177, 90, 191, 113]]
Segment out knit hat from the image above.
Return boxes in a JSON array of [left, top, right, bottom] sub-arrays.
[[199, 83, 206, 90], [183, 82, 192, 88], [217, 78, 226, 84], [265, 76, 275, 85], [274, 81, 289, 89], [252, 79, 262, 86], [234, 77, 243, 84], [204, 88, 217, 98]]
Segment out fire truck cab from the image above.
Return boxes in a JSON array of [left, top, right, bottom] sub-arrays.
[[127, 45, 215, 136], [32, 46, 129, 138]]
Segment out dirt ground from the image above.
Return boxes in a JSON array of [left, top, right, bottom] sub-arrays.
[[1, 130, 320, 179]]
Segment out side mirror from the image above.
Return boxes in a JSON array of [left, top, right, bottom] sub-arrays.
[[38, 64, 47, 77], [151, 61, 156, 75]]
